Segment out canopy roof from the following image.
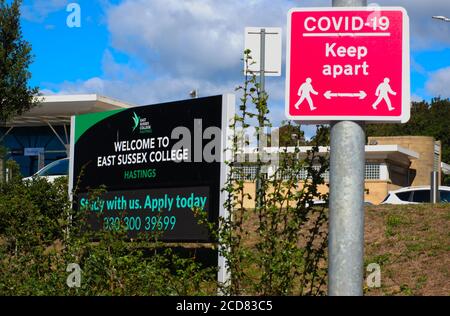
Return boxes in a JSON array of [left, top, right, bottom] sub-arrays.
[[2, 94, 134, 127]]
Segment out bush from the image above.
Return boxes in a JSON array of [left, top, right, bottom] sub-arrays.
[[0, 51, 328, 296], [0, 176, 216, 295], [0, 175, 69, 252]]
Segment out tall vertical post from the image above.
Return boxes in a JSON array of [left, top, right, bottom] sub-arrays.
[[255, 28, 266, 209], [259, 28, 266, 93], [430, 171, 440, 204], [328, 0, 367, 296]]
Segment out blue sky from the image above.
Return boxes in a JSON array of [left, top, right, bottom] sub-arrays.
[[20, 0, 450, 136]]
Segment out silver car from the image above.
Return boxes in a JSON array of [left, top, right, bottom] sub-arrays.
[[23, 158, 69, 183]]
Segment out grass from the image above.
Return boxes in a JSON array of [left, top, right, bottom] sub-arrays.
[[364, 203, 449, 296], [231, 203, 449, 296], [385, 214, 406, 237], [1, 203, 448, 296]]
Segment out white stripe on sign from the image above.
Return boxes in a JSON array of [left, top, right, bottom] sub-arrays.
[[303, 32, 391, 37]]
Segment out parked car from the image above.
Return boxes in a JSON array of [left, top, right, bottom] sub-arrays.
[[23, 158, 69, 183], [381, 185, 450, 204]]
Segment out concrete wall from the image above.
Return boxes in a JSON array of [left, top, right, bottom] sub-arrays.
[[368, 136, 439, 186], [364, 181, 404, 204], [241, 182, 330, 209], [364, 181, 388, 204], [387, 160, 413, 187], [236, 136, 441, 206], [241, 180, 403, 207]]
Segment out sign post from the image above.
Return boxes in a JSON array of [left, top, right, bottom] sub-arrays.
[[329, 0, 366, 297], [245, 27, 282, 208], [285, 1, 410, 295]]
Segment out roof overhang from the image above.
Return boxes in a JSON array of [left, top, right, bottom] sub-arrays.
[[1, 94, 134, 127], [364, 145, 419, 160], [241, 145, 419, 163]]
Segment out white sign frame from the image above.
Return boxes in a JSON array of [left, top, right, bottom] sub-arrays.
[[244, 27, 282, 77]]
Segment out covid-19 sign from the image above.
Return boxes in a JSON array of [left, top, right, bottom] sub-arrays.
[[285, 7, 410, 123], [69, 95, 234, 242]]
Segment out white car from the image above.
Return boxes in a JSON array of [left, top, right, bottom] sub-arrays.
[[381, 185, 450, 204], [23, 158, 69, 183]]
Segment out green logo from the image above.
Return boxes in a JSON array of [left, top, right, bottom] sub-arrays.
[[132, 112, 140, 132]]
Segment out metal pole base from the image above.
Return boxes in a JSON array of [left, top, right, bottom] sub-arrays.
[[328, 121, 365, 296]]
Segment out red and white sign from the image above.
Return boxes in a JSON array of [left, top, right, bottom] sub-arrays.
[[285, 7, 410, 123]]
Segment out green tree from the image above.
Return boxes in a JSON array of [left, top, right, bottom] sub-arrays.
[[367, 98, 450, 185], [308, 125, 330, 146], [0, 0, 39, 123], [277, 122, 307, 147], [367, 98, 450, 164]]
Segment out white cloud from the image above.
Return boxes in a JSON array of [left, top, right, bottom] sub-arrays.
[[411, 57, 427, 75], [43, 0, 450, 130], [425, 66, 450, 98], [21, 0, 69, 22], [46, 0, 300, 123], [106, 0, 298, 79], [44, 50, 237, 105], [47, 75, 234, 106], [374, 0, 450, 50], [411, 93, 424, 102]]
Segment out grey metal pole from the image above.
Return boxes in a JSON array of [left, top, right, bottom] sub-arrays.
[[255, 28, 266, 209], [332, 0, 366, 6], [430, 171, 440, 204], [328, 0, 367, 296], [260, 28, 266, 93]]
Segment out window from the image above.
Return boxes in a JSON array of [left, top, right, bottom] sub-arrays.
[[396, 191, 411, 202], [245, 162, 380, 182], [365, 163, 380, 180], [232, 165, 261, 181], [278, 168, 308, 181], [37, 159, 69, 176], [278, 166, 328, 181], [412, 190, 430, 203], [314, 165, 329, 182], [439, 190, 450, 202], [381, 194, 391, 203], [276, 163, 379, 182]]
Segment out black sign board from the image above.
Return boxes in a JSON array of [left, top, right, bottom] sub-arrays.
[[69, 95, 234, 242]]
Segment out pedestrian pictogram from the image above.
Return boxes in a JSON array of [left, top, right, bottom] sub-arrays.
[[372, 78, 397, 111], [294, 78, 318, 111]]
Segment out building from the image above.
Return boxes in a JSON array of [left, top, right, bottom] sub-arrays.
[[367, 136, 442, 187], [1, 94, 447, 205], [0, 94, 133, 177], [235, 136, 447, 205]]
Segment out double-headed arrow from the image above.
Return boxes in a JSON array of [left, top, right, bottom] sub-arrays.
[[324, 90, 367, 100]]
